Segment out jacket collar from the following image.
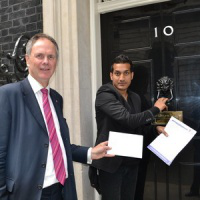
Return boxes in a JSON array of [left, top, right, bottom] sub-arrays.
[[20, 78, 47, 133]]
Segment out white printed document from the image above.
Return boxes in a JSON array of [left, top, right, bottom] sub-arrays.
[[107, 131, 143, 158], [148, 116, 196, 166]]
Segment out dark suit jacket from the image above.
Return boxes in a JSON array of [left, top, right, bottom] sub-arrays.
[[92, 83, 160, 173], [0, 78, 88, 200]]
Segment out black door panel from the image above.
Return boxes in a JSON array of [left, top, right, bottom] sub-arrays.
[[101, 0, 200, 199]]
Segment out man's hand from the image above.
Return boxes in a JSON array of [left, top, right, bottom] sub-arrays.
[[156, 126, 168, 137], [91, 141, 115, 160], [154, 97, 168, 112]]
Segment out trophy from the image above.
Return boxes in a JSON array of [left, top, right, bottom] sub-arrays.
[[153, 76, 183, 125]]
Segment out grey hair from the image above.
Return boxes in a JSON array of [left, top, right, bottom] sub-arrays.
[[26, 33, 59, 58]]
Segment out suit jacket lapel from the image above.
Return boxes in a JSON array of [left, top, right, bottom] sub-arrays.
[[20, 78, 47, 133]]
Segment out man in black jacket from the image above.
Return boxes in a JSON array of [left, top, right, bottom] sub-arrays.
[[91, 54, 168, 200]]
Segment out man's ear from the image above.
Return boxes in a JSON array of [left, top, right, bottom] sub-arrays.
[[110, 72, 113, 81], [25, 54, 29, 67], [131, 72, 134, 80]]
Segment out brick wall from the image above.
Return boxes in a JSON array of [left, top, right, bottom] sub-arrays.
[[0, 0, 43, 80]]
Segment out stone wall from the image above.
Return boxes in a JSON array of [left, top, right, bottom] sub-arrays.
[[0, 0, 43, 73]]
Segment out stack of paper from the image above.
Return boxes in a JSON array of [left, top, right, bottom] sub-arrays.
[[148, 116, 196, 166]]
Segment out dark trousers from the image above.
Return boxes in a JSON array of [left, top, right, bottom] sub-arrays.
[[134, 144, 152, 200], [41, 183, 63, 200], [99, 164, 139, 200]]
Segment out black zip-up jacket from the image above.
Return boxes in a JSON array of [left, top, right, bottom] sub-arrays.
[[92, 82, 160, 173]]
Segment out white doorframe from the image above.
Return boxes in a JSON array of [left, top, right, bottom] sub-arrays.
[[89, 1, 170, 199]]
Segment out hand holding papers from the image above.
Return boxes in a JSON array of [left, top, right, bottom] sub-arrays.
[[107, 131, 143, 158], [148, 116, 196, 166]]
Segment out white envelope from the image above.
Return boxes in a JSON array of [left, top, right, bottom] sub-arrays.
[[107, 131, 143, 158]]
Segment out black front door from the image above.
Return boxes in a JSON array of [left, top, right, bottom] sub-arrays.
[[101, 0, 200, 199]]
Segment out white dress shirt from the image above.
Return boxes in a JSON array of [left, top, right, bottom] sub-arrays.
[[28, 75, 92, 188], [28, 75, 68, 188]]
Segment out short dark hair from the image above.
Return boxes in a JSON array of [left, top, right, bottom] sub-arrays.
[[110, 54, 133, 72], [26, 33, 59, 58]]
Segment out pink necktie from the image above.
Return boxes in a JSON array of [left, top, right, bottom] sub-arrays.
[[41, 88, 66, 185]]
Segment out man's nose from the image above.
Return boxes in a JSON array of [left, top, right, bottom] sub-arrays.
[[119, 74, 125, 80], [42, 56, 49, 64]]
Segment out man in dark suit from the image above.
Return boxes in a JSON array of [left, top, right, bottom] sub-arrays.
[[0, 33, 113, 200], [91, 54, 168, 200]]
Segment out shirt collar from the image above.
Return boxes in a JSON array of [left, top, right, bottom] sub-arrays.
[[28, 74, 50, 94]]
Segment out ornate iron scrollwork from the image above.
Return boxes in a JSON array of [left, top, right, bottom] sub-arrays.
[[0, 35, 30, 85]]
